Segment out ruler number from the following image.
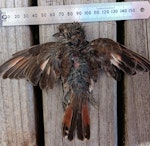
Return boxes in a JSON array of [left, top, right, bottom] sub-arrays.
[[111, 9, 118, 13], [102, 10, 109, 14], [24, 14, 29, 18], [67, 12, 73, 16], [128, 8, 135, 13], [59, 12, 64, 16], [120, 9, 127, 13], [14, 14, 20, 18], [76, 11, 82, 15], [32, 13, 37, 17], [94, 10, 100, 14], [84, 11, 91, 15], [41, 13, 47, 17], [50, 13, 55, 17]]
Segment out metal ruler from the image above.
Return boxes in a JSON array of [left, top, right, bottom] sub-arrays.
[[0, 1, 150, 27]]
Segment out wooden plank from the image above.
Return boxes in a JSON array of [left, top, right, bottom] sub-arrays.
[[38, 0, 117, 146], [0, 1, 37, 146], [124, 0, 150, 146]]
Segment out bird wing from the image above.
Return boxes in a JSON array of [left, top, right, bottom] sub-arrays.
[[86, 38, 150, 80], [0, 42, 64, 89]]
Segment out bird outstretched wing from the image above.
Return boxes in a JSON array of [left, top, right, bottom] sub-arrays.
[[86, 38, 150, 80], [0, 22, 150, 141], [0, 42, 64, 89]]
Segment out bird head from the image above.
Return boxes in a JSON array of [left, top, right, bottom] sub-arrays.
[[53, 22, 86, 47]]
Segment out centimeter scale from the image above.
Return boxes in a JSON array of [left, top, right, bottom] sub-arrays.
[[0, 1, 150, 27]]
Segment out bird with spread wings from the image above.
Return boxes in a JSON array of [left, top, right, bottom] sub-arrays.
[[0, 22, 150, 140]]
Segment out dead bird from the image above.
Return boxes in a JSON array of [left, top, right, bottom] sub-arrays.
[[0, 22, 150, 141]]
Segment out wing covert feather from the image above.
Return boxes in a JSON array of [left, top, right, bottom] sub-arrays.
[[0, 42, 64, 89], [86, 38, 150, 80]]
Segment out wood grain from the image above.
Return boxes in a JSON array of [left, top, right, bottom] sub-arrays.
[[124, 0, 150, 146], [1, 1, 148, 146], [38, 0, 117, 146], [0, 1, 37, 146]]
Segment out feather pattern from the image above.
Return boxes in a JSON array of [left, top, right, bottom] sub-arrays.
[[86, 38, 150, 80], [0, 22, 150, 140], [62, 55, 91, 140], [0, 42, 63, 89]]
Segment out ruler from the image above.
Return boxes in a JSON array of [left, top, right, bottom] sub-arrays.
[[0, 1, 150, 27]]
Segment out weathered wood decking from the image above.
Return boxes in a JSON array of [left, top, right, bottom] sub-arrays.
[[0, 1, 37, 146], [124, 0, 150, 145], [0, 0, 149, 146]]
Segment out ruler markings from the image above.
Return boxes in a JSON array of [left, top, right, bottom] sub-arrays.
[[0, 1, 150, 27]]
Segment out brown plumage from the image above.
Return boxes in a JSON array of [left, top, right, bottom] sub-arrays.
[[0, 22, 150, 140]]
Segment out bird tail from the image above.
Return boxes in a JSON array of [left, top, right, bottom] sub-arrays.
[[62, 92, 90, 141]]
